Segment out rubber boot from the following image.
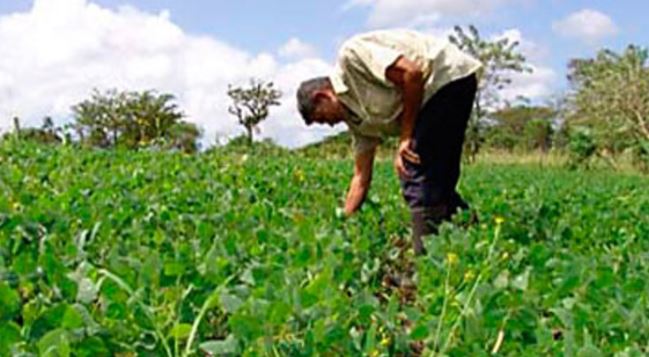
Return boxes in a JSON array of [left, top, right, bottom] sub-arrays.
[[411, 209, 432, 256], [411, 205, 448, 256], [449, 192, 470, 212]]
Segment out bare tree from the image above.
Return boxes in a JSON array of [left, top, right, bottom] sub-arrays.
[[227, 79, 282, 145]]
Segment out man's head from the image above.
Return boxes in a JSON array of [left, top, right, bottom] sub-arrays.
[[296, 77, 346, 127]]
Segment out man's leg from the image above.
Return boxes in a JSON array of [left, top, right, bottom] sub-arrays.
[[400, 74, 478, 255], [442, 75, 478, 216], [400, 136, 448, 255]]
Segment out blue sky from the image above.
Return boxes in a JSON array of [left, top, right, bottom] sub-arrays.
[[0, 0, 646, 147], [3, 1, 642, 62]]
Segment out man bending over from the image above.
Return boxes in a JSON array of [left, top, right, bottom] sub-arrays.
[[297, 29, 482, 254]]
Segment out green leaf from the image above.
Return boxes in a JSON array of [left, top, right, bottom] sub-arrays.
[[0, 322, 21, 354], [229, 311, 264, 341], [615, 347, 644, 357], [240, 267, 255, 286], [37, 328, 70, 357], [163, 260, 186, 277], [268, 301, 291, 325], [0, 282, 20, 321], [551, 307, 573, 328], [30, 304, 68, 341], [62, 305, 84, 329], [12, 251, 37, 277], [294, 245, 312, 267], [60, 276, 79, 302], [410, 323, 429, 341], [205, 290, 223, 310], [105, 302, 127, 319], [140, 253, 161, 287], [358, 304, 375, 325], [76, 336, 110, 357], [299, 290, 317, 309], [577, 345, 603, 357], [169, 323, 192, 340], [363, 322, 377, 355], [494, 270, 510, 289], [577, 329, 603, 357], [75, 277, 98, 304], [512, 268, 531, 291], [220, 292, 243, 314], [199, 334, 239, 356]]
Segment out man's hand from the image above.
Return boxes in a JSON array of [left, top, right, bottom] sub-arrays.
[[386, 55, 425, 178], [344, 147, 376, 216], [395, 138, 420, 178]]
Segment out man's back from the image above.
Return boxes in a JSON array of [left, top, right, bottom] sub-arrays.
[[331, 29, 482, 153]]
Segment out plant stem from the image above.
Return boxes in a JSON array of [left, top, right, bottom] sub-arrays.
[[98, 268, 174, 357], [433, 265, 452, 353], [440, 223, 503, 354], [183, 275, 235, 357]]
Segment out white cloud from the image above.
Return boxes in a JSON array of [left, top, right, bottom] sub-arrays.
[[502, 65, 557, 102], [0, 0, 335, 148], [278, 38, 319, 60], [490, 29, 557, 102], [419, 26, 455, 41], [343, 0, 513, 28], [492, 28, 549, 62], [552, 9, 619, 44]]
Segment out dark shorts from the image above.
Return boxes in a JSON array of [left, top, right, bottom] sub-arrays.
[[400, 73, 478, 211]]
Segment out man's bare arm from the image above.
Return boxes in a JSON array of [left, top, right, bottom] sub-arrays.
[[386, 55, 424, 177], [344, 147, 376, 216], [386, 55, 424, 140]]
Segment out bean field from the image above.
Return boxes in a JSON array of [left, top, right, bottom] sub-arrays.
[[1, 141, 648, 356]]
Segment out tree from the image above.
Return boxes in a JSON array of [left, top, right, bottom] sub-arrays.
[[449, 25, 532, 161], [71, 89, 197, 150], [164, 122, 202, 154], [122, 91, 184, 147], [2, 116, 62, 144], [524, 118, 553, 152], [567, 126, 597, 169], [227, 79, 282, 145], [486, 105, 555, 152], [566, 45, 649, 169], [73, 89, 125, 148]]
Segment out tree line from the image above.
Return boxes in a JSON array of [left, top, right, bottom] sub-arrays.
[[2, 25, 648, 171], [3, 80, 281, 154]]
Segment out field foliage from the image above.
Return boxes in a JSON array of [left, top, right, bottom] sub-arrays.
[[1, 141, 648, 356]]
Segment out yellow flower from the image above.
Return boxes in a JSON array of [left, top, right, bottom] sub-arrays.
[[495, 216, 505, 225], [447, 253, 459, 266], [294, 169, 305, 182], [464, 270, 476, 281], [380, 337, 391, 347]]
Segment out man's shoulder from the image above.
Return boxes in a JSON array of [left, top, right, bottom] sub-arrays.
[[338, 29, 444, 58], [344, 28, 432, 41]]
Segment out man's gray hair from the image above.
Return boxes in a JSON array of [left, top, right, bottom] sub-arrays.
[[296, 77, 331, 124]]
